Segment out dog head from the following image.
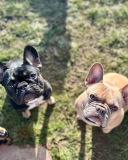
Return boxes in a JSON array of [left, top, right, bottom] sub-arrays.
[[75, 63, 128, 128], [0, 45, 44, 105]]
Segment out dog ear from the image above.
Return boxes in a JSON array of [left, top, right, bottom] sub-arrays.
[[0, 63, 7, 83], [23, 45, 42, 68], [121, 84, 128, 104], [85, 63, 103, 85]]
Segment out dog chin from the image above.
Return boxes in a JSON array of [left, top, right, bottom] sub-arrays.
[[23, 93, 39, 103], [13, 93, 39, 105]]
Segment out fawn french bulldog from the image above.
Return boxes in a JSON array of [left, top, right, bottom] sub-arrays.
[[0, 45, 55, 118], [75, 63, 128, 133]]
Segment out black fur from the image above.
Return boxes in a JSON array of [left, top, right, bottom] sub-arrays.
[[0, 45, 52, 112]]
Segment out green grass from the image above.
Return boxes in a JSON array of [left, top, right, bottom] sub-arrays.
[[0, 0, 128, 159]]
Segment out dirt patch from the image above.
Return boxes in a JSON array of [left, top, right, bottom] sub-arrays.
[[0, 145, 52, 160]]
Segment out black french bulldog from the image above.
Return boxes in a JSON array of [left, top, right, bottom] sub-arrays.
[[0, 45, 55, 118]]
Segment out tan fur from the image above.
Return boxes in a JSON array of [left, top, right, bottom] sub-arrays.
[[47, 96, 56, 105], [75, 73, 128, 133], [0, 127, 11, 145], [22, 110, 31, 119]]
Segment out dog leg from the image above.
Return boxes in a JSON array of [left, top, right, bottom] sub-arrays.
[[47, 96, 56, 105], [22, 110, 31, 119], [0, 138, 11, 146], [5, 138, 11, 145]]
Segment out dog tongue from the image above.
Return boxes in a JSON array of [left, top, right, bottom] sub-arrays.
[[24, 93, 37, 103]]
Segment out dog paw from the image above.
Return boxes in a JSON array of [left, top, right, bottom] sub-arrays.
[[22, 110, 31, 119], [47, 96, 56, 105], [6, 138, 12, 146]]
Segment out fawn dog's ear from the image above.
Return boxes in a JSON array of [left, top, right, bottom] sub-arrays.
[[120, 84, 128, 105], [85, 63, 103, 85]]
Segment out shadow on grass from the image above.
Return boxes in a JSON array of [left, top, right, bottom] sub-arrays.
[[92, 112, 128, 160], [28, 0, 71, 88], [39, 104, 55, 145], [1, 0, 71, 159], [28, 0, 71, 157], [1, 96, 39, 146], [78, 120, 86, 160]]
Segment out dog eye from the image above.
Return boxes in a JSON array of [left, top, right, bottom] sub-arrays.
[[90, 94, 96, 100], [112, 106, 118, 111], [30, 74, 36, 79], [7, 82, 13, 88]]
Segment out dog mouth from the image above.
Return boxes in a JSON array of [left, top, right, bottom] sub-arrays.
[[83, 102, 111, 128], [84, 116, 101, 126], [14, 83, 44, 104], [24, 93, 38, 103], [85, 117, 96, 124]]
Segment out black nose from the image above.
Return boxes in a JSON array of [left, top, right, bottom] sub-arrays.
[[96, 107, 106, 115], [17, 81, 28, 89]]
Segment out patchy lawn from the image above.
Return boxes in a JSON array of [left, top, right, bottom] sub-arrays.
[[0, 0, 128, 159]]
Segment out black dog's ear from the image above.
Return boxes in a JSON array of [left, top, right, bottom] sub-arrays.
[[23, 45, 42, 68], [0, 62, 7, 83]]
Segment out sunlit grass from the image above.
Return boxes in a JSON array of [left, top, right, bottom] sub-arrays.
[[0, 0, 128, 159]]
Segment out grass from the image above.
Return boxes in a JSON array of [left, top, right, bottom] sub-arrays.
[[0, 0, 128, 159]]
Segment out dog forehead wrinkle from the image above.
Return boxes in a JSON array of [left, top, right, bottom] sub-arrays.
[[15, 66, 38, 78], [96, 84, 116, 103], [105, 89, 121, 106], [16, 64, 38, 72], [103, 82, 122, 104]]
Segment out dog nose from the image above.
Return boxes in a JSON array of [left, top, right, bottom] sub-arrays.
[[17, 82, 28, 89], [96, 107, 106, 115]]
